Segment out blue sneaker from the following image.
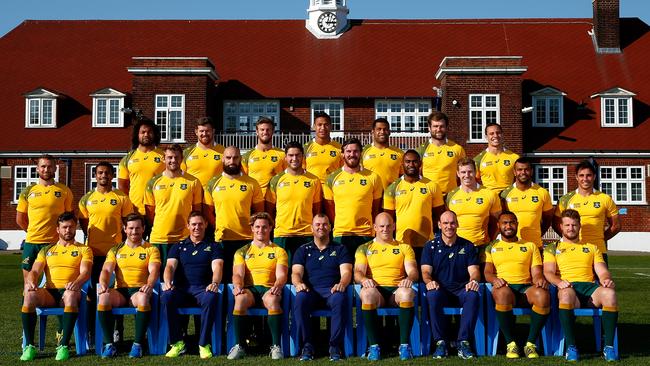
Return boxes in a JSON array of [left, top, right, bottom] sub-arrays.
[[329, 346, 342, 361], [129, 343, 143, 358], [565, 345, 579, 362], [457, 340, 474, 360], [398, 344, 412, 360], [603, 346, 618, 362], [101, 343, 117, 359], [367, 344, 381, 361], [432, 340, 447, 359], [299, 343, 314, 361]]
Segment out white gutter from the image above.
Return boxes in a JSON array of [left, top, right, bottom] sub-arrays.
[[127, 67, 219, 80], [526, 152, 650, 158]]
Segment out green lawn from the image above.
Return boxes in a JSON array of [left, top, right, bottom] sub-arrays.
[[1, 252, 649, 365]]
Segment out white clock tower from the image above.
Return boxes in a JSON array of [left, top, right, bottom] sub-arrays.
[[306, 0, 350, 39]]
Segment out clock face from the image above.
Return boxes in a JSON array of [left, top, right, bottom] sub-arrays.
[[317, 12, 337, 33]]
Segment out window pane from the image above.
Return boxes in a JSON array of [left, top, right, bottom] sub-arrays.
[[171, 95, 183, 108], [225, 116, 237, 131], [109, 99, 120, 124], [552, 168, 564, 179], [405, 116, 415, 131], [537, 167, 549, 180], [266, 103, 278, 114], [252, 103, 264, 114], [419, 116, 428, 131], [470, 95, 482, 108], [390, 103, 402, 113], [156, 96, 167, 108], [376, 102, 388, 113], [418, 103, 430, 113], [549, 98, 560, 124], [535, 98, 546, 124], [601, 182, 612, 196], [615, 167, 627, 179], [225, 102, 237, 114], [29, 99, 40, 125], [156, 111, 168, 140], [600, 167, 612, 179], [97, 99, 107, 125], [485, 95, 497, 107], [618, 98, 628, 124], [552, 183, 564, 202], [42, 99, 53, 125], [631, 183, 642, 202], [486, 111, 497, 124], [470, 111, 483, 140], [16, 167, 28, 179], [30, 167, 38, 179], [169, 111, 182, 140], [631, 167, 642, 179], [239, 116, 250, 131], [404, 102, 416, 113], [615, 183, 627, 201], [604, 98, 615, 125], [390, 116, 401, 130], [239, 103, 250, 113]]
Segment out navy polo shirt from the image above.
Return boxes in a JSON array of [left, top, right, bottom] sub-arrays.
[[168, 238, 223, 288], [421, 235, 478, 293], [292, 242, 353, 289]]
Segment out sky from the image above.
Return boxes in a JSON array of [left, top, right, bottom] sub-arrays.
[[1, 0, 648, 37]]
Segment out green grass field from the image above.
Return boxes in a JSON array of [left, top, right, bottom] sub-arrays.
[[1, 252, 649, 365]]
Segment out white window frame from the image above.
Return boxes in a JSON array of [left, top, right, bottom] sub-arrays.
[[155, 94, 185, 143], [85, 163, 119, 191], [311, 100, 344, 137], [534, 165, 567, 204], [374, 99, 431, 135], [24, 88, 58, 128], [600, 97, 633, 127], [91, 88, 126, 128], [531, 87, 566, 127], [223, 100, 280, 132], [13, 165, 60, 203], [599, 166, 646, 205], [468, 94, 500, 142]]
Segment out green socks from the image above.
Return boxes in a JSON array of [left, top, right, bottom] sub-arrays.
[[135, 306, 151, 344], [97, 306, 114, 344], [559, 304, 576, 346], [527, 305, 550, 343], [361, 305, 379, 345], [21, 306, 37, 346], [61, 307, 79, 346], [495, 304, 515, 344], [602, 307, 619, 347], [268, 311, 283, 346], [398, 302, 414, 344]]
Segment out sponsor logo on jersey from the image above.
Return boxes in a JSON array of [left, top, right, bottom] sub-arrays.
[[110, 199, 118, 205], [240, 185, 247, 192]]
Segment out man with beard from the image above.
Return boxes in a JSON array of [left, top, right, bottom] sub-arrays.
[[544, 209, 619, 362], [473, 123, 520, 193], [266, 141, 322, 262], [145, 144, 202, 266], [500, 158, 553, 249], [181, 117, 225, 188], [323, 138, 382, 254], [205, 146, 264, 282], [118, 119, 165, 216], [304, 112, 342, 184], [242, 117, 286, 198], [362, 118, 404, 189], [418, 112, 466, 195], [484, 211, 549, 359], [384, 150, 445, 261]]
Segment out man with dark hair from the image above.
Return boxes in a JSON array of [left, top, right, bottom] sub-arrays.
[[473, 122, 520, 192], [242, 117, 286, 198], [304, 112, 342, 183], [553, 160, 620, 263], [324, 138, 382, 254], [181, 117, 226, 188], [418, 112, 466, 195], [266, 141, 322, 261], [362, 117, 404, 188]]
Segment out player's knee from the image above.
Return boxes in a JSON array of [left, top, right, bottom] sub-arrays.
[[395, 287, 415, 302], [359, 288, 378, 304], [465, 290, 480, 305], [97, 292, 111, 305], [558, 288, 575, 303], [492, 287, 512, 303], [63, 291, 80, 306], [600, 288, 618, 306]]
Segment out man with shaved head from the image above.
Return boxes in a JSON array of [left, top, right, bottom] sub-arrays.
[[354, 213, 419, 360]]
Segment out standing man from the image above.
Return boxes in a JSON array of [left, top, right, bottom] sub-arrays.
[[145, 144, 202, 265], [266, 141, 322, 261], [162, 211, 224, 359], [20, 213, 93, 361], [354, 213, 419, 361], [181, 117, 225, 188], [446, 158, 501, 247], [242, 117, 286, 198], [324, 138, 382, 254], [418, 112, 466, 195], [473, 122, 520, 192], [544, 209, 619, 362], [118, 119, 165, 216], [362, 117, 404, 188], [500, 157, 553, 249], [304, 112, 342, 183], [421, 211, 480, 359], [554, 160, 620, 263], [483, 211, 550, 359], [204, 146, 264, 282], [292, 214, 353, 361], [384, 150, 445, 261]]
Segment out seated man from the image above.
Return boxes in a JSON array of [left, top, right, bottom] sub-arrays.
[[543, 209, 619, 362], [161, 211, 224, 359], [21, 212, 93, 362], [292, 214, 353, 361], [96, 213, 161, 358], [484, 211, 549, 359], [228, 212, 289, 360], [354, 212, 419, 361], [421, 210, 480, 359]]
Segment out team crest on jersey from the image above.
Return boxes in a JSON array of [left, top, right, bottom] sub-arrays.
[[271, 156, 278, 162], [54, 191, 61, 198], [139, 253, 146, 260], [180, 183, 188, 190], [110, 199, 118, 206], [594, 202, 601, 208], [390, 154, 398, 160], [476, 198, 484, 204], [520, 247, 527, 253], [420, 188, 428, 194], [447, 151, 454, 157], [330, 151, 337, 157], [582, 247, 590, 253], [360, 179, 367, 186], [214, 155, 221, 160], [504, 160, 511, 166], [268, 253, 276, 259], [329, 251, 337, 257], [532, 196, 539, 203], [71, 251, 79, 257], [304, 181, 311, 188], [240, 185, 247, 192], [459, 248, 466, 255], [392, 248, 400, 254], [154, 157, 161, 163], [204, 246, 211, 252]]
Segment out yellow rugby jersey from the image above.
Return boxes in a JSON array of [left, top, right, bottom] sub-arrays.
[[118, 148, 165, 214], [323, 168, 383, 237], [35, 242, 93, 289], [234, 243, 288, 287], [446, 186, 501, 245], [544, 241, 604, 283], [105, 242, 161, 288], [418, 139, 466, 194], [362, 144, 404, 188], [17, 182, 73, 244], [555, 190, 618, 253], [383, 177, 444, 247], [483, 239, 541, 284], [79, 189, 133, 256], [266, 171, 322, 237], [304, 140, 343, 182], [144, 173, 202, 244], [473, 149, 520, 192], [181, 143, 225, 187], [205, 174, 264, 241], [242, 147, 286, 197], [355, 240, 416, 287], [500, 184, 553, 248]]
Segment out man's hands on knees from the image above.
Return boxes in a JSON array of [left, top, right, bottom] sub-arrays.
[[491, 277, 508, 289], [205, 282, 219, 293], [361, 278, 377, 289], [398, 278, 413, 288], [465, 279, 479, 292], [426, 280, 440, 291], [331, 283, 345, 293]]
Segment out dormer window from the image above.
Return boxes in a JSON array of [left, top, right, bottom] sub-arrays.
[[531, 87, 565, 127], [591, 87, 635, 127], [24, 88, 58, 128], [91, 88, 126, 127]]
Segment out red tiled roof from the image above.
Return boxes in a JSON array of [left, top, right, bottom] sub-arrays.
[[0, 18, 649, 151]]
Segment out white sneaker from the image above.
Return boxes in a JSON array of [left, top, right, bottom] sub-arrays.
[[227, 344, 246, 360], [270, 345, 283, 360]]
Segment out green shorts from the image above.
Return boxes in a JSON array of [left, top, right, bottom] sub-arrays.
[[376, 286, 398, 302], [572, 282, 600, 305], [47, 288, 66, 304], [509, 284, 532, 295], [116, 287, 140, 300], [247, 285, 271, 306], [21, 243, 49, 271]]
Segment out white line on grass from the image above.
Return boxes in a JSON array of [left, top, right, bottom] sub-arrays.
[[634, 273, 650, 277]]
